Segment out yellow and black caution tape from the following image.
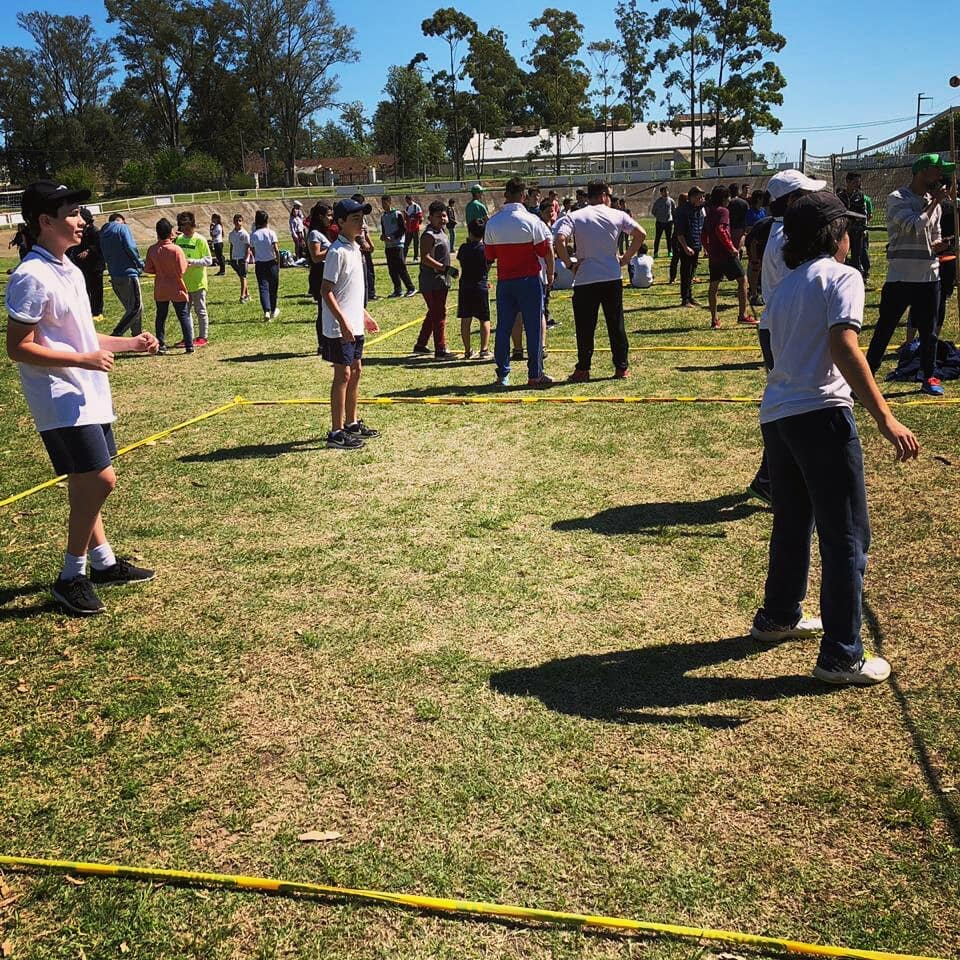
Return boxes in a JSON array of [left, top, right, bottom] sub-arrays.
[[0, 855, 944, 960], [0, 397, 245, 510]]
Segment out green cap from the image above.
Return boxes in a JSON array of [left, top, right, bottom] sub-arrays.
[[912, 152, 956, 175], [470, 183, 484, 193]]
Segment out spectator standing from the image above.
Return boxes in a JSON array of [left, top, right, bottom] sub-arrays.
[[209, 213, 226, 275], [227, 213, 251, 303], [404, 194, 423, 261], [250, 209, 281, 320], [727, 183, 749, 256], [650, 186, 676, 258], [866, 153, 953, 397], [99, 212, 144, 338], [836, 171, 871, 280], [144, 218, 192, 354], [446, 198, 458, 249], [555, 179, 646, 382], [308, 203, 333, 352], [457, 217, 491, 359], [412, 200, 457, 359], [380, 195, 416, 298], [9, 223, 30, 260], [289, 201, 306, 260], [702, 185, 751, 329], [67, 208, 105, 319], [175, 211, 213, 347], [465, 184, 488, 225], [668, 191, 687, 284], [484, 177, 555, 387], [674, 187, 706, 307], [351, 192, 377, 303]]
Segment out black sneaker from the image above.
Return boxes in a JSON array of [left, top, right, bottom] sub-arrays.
[[90, 557, 156, 587], [52, 575, 105, 615], [344, 420, 380, 439], [412, 345, 432, 356], [327, 430, 365, 450], [546, 318, 558, 328], [434, 350, 458, 360], [511, 349, 524, 360], [747, 478, 773, 505]]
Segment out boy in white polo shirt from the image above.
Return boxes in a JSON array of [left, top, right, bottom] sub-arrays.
[[320, 198, 381, 450], [5, 181, 159, 615], [752, 192, 919, 685]]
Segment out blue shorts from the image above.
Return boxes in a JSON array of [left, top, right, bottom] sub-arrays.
[[320, 334, 365, 366], [40, 423, 117, 475]]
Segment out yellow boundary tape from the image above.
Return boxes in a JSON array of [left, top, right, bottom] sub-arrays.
[[365, 317, 422, 346], [0, 398, 244, 510], [0, 855, 944, 960], [365, 345, 764, 353]]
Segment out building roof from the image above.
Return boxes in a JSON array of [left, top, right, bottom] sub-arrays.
[[295, 154, 395, 176], [463, 123, 751, 163]]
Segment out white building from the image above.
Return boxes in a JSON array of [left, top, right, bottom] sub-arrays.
[[462, 122, 754, 177]]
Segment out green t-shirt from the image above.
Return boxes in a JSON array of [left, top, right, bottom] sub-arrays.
[[465, 198, 488, 224], [175, 233, 211, 292]]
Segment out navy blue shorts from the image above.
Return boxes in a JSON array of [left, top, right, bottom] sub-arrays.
[[320, 334, 364, 365], [230, 259, 248, 278], [40, 423, 117, 475], [457, 289, 491, 322]]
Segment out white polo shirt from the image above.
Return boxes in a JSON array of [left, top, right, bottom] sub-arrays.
[[5, 245, 115, 431], [321, 237, 365, 337], [554, 204, 638, 286]]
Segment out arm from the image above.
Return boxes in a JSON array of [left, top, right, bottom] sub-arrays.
[[620, 225, 648, 265], [125, 229, 144, 271], [717, 221, 737, 257], [308, 239, 329, 263], [542, 244, 555, 287], [889, 186, 946, 233], [99, 331, 159, 354], [363, 308, 379, 333], [554, 232, 576, 271], [321, 279, 353, 342], [829, 327, 919, 461], [7, 319, 115, 371]]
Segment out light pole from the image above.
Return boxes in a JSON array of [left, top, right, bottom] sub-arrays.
[[856, 135, 865, 159], [916, 92, 933, 132], [263, 147, 270, 189]]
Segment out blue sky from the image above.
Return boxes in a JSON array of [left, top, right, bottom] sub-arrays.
[[0, 0, 955, 163]]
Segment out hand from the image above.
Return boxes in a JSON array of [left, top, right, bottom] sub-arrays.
[[878, 414, 920, 462], [83, 349, 115, 372], [933, 238, 953, 254], [341, 328, 355, 343], [76, 250, 89, 260], [133, 332, 160, 354], [364, 315, 380, 333], [683, 246, 695, 257], [618, 253, 631, 267]]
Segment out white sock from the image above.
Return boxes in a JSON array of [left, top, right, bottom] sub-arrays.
[[61, 552, 86, 580], [89, 543, 117, 571]]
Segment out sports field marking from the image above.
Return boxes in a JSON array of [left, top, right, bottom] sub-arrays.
[[0, 855, 945, 960]]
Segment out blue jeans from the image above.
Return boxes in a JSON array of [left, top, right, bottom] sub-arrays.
[[494, 275, 543, 380], [255, 260, 279, 313], [760, 407, 870, 670], [155, 299, 192, 348]]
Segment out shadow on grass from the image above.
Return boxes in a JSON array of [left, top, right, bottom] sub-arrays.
[[552, 493, 764, 537], [676, 360, 764, 372], [220, 351, 310, 363], [864, 601, 960, 845], [0, 583, 61, 621], [490, 635, 830, 729], [179, 438, 327, 462], [373, 381, 509, 399]]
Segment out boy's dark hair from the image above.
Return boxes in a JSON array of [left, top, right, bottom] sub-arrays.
[[750, 189, 765, 205], [254, 210, 269, 228], [538, 197, 554, 213], [467, 217, 486, 238], [638, 242, 648, 255], [176, 211, 196, 227], [382, 193, 392, 202], [351, 193, 365, 202], [782, 216, 848, 270], [233, 213, 243, 223], [108, 212, 124, 223], [587, 180, 610, 199], [447, 198, 455, 204], [688, 186, 704, 198], [504, 177, 526, 199], [428, 199, 446, 216], [710, 185, 728, 206], [728, 184, 739, 198], [156, 218, 174, 239]]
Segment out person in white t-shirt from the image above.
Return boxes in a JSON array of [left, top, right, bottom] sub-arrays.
[[554, 179, 646, 382], [751, 192, 919, 686], [628, 244, 654, 288], [250, 210, 280, 319], [320, 199, 381, 450], [227, 213, 251, 303], [5, 180, 160, 616]]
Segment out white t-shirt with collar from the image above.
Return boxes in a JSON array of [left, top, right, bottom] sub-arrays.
[[554, 204, 638, 286], [228, 227, 250, 261], [5, 245, 115, 431], [320, 237, 365, 337], [760, 255, 864, 425]]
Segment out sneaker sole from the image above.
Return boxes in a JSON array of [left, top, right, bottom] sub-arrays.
[[751, 625, 822, 643], [51, 587, 105, 615], [811, 665, 890, 685]]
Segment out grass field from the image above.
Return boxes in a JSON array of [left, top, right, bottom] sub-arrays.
[[1, 223, 959, 960]]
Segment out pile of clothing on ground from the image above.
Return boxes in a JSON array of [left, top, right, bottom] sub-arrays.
[[887, 339, 960, 381]]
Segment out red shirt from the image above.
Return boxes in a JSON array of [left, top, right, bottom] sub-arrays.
[[702, 205, 737, 263], [144, 238, 188, 302]]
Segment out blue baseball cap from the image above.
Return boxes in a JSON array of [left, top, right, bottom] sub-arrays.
[[333, 198, 372, 220]]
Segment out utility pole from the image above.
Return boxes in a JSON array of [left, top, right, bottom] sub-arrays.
[[856, 134, 865, 159], [917, 92, 933, 132]]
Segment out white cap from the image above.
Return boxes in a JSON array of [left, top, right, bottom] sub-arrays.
[[292, 200, 303, 207], [766, 170, 827, 201]]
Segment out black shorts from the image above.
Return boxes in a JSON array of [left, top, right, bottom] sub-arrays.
[[320, 334, 365, 365], [230, 259, 248, 278], [709, 256, 745, 283], [457, 289, 491, 322], [40, 423, 117, 475]]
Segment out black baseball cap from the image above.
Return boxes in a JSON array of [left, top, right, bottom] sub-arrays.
[[21, 179, 92, 221], [784, 192, 864, 239], [333, 198, 372, 220]]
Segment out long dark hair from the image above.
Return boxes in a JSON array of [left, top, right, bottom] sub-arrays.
[[783, 217, 849, 270]]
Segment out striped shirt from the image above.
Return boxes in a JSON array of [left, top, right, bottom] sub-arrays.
[[483, 203, 552, 281], [885, 186, 941, 284]]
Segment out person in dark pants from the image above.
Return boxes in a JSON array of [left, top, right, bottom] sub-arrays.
[[380, 195, 416, 297], [250, 209, 281, 320], [837, 171, 871, 280], [752, 191, 919, 686], [67, 209, 105, 317], [668, 191, 687, 283], [351, 192, 377, 303], [650, 185, 676, 258], [674, 187, 705, 306], [866, 153, 953, 397], [554, 179, 646, 382]]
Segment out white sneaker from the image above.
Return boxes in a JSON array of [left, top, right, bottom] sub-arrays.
[[263, 310, 271, 321], [812, 655, 891, 686], [271, 308, 280, 319], [750, 612, 823, 643]]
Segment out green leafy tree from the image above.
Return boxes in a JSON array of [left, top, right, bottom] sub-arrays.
[[0, 47, 51, 180], [421, 8, 477, 179], [339, 101, 369, 147], [587, 40, 620, 174], [527, 8, 590, 176], [613, 0, 655, 122]]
